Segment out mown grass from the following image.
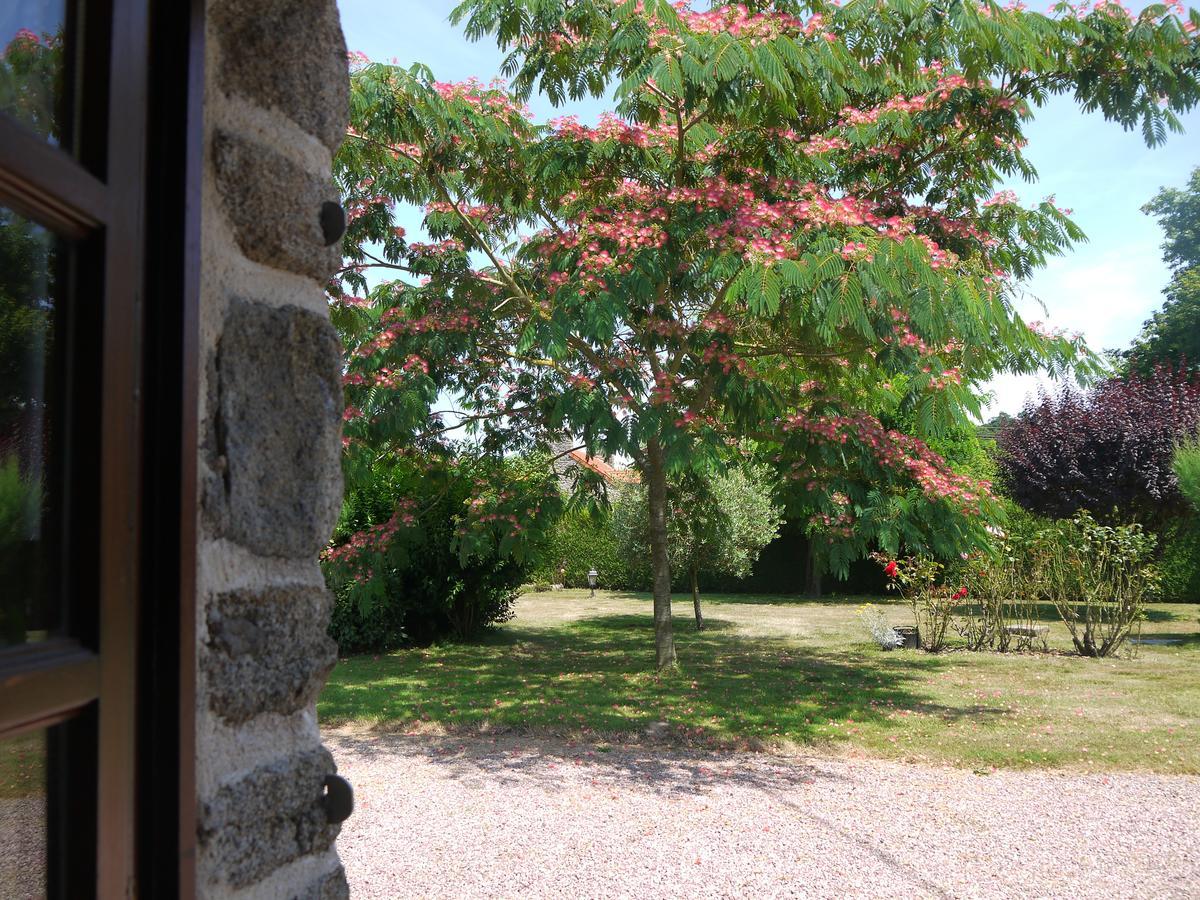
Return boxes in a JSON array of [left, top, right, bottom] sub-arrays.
[[0, 730, 44, 800], [319, 591, 1200, 773]]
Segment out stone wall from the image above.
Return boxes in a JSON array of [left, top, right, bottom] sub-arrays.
[[195, 1, 351, 896]]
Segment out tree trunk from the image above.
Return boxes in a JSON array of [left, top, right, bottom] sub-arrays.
[[805, 539, 823, 597], [690, 565, 704, 631], [645, 438, 676, 668]]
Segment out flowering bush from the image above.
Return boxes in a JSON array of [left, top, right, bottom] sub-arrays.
[[323, 452, 560, 650], [872, 553, 964, 652], [869, 509, 1160, 656], [855, 603, 903, 651], [952, 518, 1044, 651]]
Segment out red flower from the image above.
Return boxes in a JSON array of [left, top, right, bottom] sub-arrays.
[[884, 561, 898, 577], [953, 587, 968, 600]]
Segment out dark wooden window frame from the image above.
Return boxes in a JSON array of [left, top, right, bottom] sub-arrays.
[[0, 0, 200, 895]]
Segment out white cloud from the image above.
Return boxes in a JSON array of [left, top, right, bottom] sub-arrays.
[[981, 243, 1167, 417]]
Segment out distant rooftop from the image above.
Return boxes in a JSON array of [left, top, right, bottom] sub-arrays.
[[566, 449, 639, 484]]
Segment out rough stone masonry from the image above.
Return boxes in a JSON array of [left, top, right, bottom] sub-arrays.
[[195, 0, 351, 896]]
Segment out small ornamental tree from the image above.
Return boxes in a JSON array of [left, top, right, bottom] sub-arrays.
[[995, 367, 1200, 526], [332, 0, 1200, 668], [612, 464, 783, 628]]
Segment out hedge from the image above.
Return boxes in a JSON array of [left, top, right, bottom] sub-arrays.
[[1161, 517, 1200, 602], [530, 511, 885, 596], [530, 508, 634, 590]]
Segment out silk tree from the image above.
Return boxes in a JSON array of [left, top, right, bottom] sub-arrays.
[[331, 0, 1199, 667]]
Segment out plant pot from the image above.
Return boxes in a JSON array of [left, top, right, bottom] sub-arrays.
[[894, 625, 920, 649]]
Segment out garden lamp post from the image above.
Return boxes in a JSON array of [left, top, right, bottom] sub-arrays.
[[587, 568, 598, 597]]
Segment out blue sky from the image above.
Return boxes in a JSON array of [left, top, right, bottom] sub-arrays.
[[336, 1, 1199, 417]]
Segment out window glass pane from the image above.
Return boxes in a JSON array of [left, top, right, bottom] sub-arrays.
[[0, 207, 58, 648], [0, 1, 69, 144], [0, 729, 47, 897]]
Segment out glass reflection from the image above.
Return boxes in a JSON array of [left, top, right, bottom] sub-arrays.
[[0, 729, 47, 897], [0, 207, 56, 648], [0, 2, 69, 144]]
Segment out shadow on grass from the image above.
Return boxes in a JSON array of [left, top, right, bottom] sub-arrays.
[[320, 611, 992, 749], [936, 601, 1183, 625], [1134, 631, 1200, 648], [606, 591, 872, 608]]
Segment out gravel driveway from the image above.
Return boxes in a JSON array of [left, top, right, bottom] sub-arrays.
[[327, 729, 1200, 899]]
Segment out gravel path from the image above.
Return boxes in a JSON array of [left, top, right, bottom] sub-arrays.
[[0, 797, 46, 899], [327, 729, 1200, 899]]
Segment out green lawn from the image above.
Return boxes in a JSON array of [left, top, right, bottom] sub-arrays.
[[0, 730, 44, 800], [320, 590, 1200, 773]]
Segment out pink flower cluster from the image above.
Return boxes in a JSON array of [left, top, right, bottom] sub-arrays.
[[9, 28, 41, 48], [810, 508, 855, 538], [797, 135, 850, 155], [540, 189, 670, 287], [908, 205, 989, 244], [925, 366, 963, 389], [783, 410, 991, 514], [549, 113, 677, 149], [350, 307, 478, 362], [426, 201, 502, 225], [649, 372, 676, 405], [979, 190, 1017, 211], [344, 193, 393, 224], [838, 74, 975, 129], [329, 294, 372, 309], [702, 342, 748, 375], [432, 78, 530, 121], [702, 311, 735, 333], [671, 3, 804, 39], [914, 234, 959, 269], [363, 355, 430, 392], [538, 172, 969, 291], [463, 489, 530, 535], [323, 499, 419, 565], [408, 238, 466, 256]]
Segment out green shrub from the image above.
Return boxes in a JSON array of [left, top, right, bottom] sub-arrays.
[[1160, 517, 1200, 603], [1035, 513, 1159, 656], [324, 454, 555, 653], [1174, 437, 1200, 513]]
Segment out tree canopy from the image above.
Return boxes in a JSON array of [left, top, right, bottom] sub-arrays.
[[995, 366, 1200, 527], [330, 0, 1200, 666], [1126, 166, 1200, 375]]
